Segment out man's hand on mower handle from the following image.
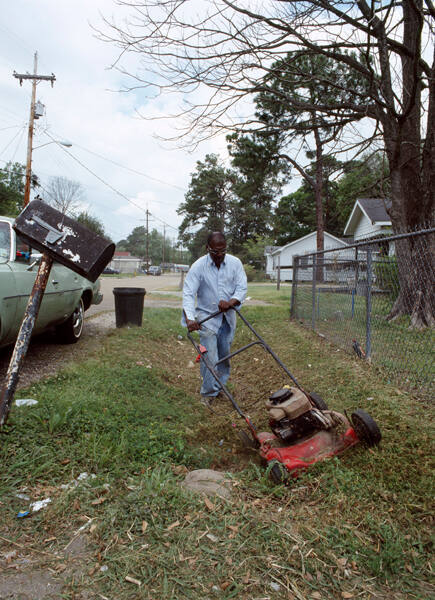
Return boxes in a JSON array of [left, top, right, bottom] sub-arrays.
[[218, 298, 240, 312], [186, 319, 201, 332]]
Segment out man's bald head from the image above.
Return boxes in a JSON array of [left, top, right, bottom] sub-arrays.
[[207, 231, 226, 245]]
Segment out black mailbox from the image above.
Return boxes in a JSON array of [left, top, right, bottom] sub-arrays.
[[13, 199, 115, 282]]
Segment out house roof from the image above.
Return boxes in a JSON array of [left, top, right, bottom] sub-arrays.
[[264, 245, 280, 255], [271, 231, 348, 255], [344, 198, 391, 236]]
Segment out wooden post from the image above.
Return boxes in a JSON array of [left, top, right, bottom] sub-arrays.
[[179, 270, 185, 291], [365, 248, 372, 360], [277, 254, 281, 290], [290, 255, 299, 317]]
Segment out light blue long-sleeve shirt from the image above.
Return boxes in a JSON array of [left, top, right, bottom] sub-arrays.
[[182, 253, 248, 333]]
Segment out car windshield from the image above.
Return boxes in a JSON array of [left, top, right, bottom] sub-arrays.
[[0, 221, 11, 263]]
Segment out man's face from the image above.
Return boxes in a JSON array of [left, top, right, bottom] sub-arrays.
[[207, 237, 227, 267]]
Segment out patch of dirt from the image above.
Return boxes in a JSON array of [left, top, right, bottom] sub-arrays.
[[0, 313, 115, 391], [0, 534, 90, 600]]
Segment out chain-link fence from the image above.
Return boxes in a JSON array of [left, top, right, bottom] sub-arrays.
[[290, 228, 434, 398]]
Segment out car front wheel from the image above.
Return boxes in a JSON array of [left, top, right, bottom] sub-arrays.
[[56, 298, 84, 344]]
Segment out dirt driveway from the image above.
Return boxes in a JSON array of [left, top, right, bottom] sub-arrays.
[[86, 272, 184, 316]]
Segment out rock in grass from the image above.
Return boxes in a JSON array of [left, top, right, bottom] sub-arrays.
[[181, 469, 232, 499]]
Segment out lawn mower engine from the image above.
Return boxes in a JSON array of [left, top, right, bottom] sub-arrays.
[[267, 387, 333, 444]]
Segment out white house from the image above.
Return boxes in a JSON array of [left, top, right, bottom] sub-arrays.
[[344, 198, 391, 240], [265, 231, 350, 281], [264, 245, 281, 279], [110, 251, 142, 273]]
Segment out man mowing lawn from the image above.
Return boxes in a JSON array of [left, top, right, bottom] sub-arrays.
[[182, 231, 247, 404]]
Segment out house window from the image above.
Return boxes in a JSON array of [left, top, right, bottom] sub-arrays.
[[300, 255, 309, 267]]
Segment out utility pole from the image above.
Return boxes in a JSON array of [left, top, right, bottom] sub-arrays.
[[14, 52, 56, 206], [146, 208, 150, 267], [162, 224, 166, 265]]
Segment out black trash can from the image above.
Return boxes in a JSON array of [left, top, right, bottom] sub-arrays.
[[113, 287, 146, 328]]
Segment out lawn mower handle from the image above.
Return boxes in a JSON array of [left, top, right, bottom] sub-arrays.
[[197, 308, 231, 326], [185, 307, 303, 391]]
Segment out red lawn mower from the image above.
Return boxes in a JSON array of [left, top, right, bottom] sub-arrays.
[[186, 308, 381, 484]]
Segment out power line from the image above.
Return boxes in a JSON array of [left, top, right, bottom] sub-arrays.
[[54, 137, 187, 193], [10, 125, 26, 162], [44, 132, 179, 232], [0, 124, 25, 132], [0, 125, 27, 158]]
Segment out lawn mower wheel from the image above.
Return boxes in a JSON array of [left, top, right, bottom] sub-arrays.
[[351, 409, 382, 447], [309, 392, 329, 410]]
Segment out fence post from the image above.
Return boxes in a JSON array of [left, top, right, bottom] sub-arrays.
[[179, 270, 185, 291], [277, 254, 281, 290], [352, 247, 359, 318], [365, 248, 372, 360], [354, 246, 359, 290], [311, 254, 317, 330], [290, 255, 299, 317]]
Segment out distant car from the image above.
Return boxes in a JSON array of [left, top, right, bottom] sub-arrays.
[[103, 267, 120, 275], [147, 266, 162, 276], [0, 216, 103, 348]]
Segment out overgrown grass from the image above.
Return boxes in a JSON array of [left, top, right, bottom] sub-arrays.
[[294, 285, 434, 396], [0, 304, 433, 599]]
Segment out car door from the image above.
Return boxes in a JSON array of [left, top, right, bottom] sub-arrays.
[[48, 261, 83, 323], [11, 234, 60, 334]]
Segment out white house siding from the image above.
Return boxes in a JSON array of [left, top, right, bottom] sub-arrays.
[[270, 232, 349, 281], [353, 217, 386, 240], [111, 258, 142, 273], [265, 254, 274, 278]]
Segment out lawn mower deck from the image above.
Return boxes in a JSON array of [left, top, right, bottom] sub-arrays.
[[186, 308, 381, 484]]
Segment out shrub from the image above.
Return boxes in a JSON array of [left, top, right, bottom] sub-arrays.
[[243, 264, 256, 282], [374, 256, 399, 299]]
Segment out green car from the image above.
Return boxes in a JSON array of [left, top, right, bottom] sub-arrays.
[[0, 216, 103, 348]]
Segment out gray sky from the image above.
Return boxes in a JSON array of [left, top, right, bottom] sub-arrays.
[[0, 0, 228, 243]]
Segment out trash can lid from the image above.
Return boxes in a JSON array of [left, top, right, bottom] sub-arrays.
[[113, 287, 146, 295]]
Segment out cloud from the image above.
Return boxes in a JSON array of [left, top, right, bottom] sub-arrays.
[[0, 0, 228, 243]]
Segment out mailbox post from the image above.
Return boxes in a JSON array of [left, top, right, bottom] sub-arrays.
[[0, 252, 53, 426], [0, 200, 115, 427]]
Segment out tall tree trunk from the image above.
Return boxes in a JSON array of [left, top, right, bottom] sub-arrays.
[[378, 0, 434, 327]]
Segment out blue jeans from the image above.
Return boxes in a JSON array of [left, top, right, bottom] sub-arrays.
[[199, 316, 234, 397]]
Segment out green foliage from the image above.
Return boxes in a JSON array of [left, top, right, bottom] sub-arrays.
[[239, 235, 273, 271], [243, 263, 256, 282], [75, 211, 110, 240], [254, 53, 370, 243], [274, 152, 390, 243], [227, 132, 286, 251], [274, 186, 315, 244], [0, 162, 25, 216], [177, 154, 236, 256], [178, 143, 283, 257], [256, 52, 369, 138], [334, 154, 390, 231], [374, 256, 399, 299], [117, 226, 189, 265]]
